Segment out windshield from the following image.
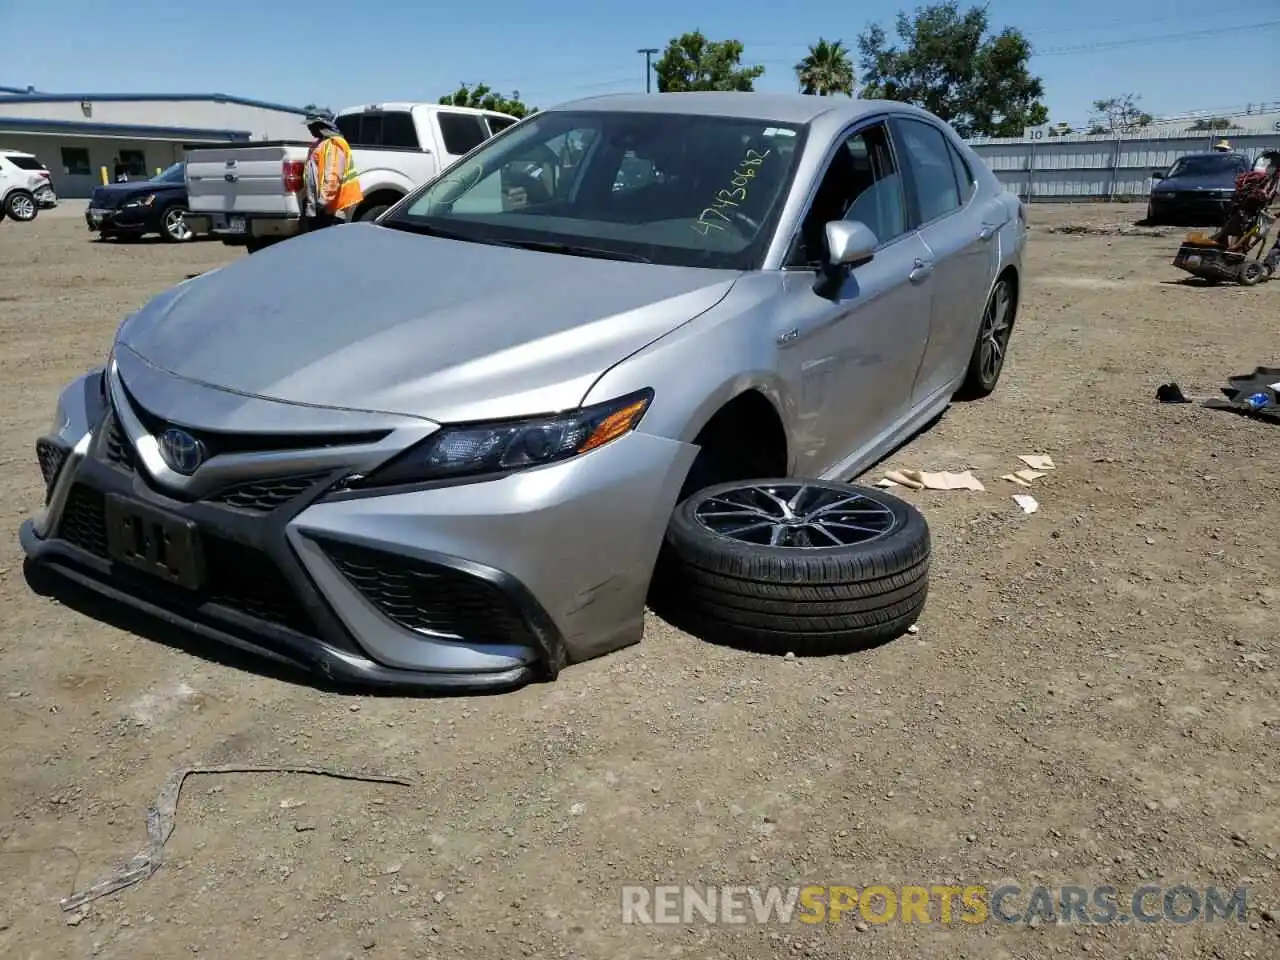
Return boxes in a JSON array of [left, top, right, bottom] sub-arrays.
[[152, 162, 184, 183], [1167, 155, 1246, 179], [384, 110, 808, 269]]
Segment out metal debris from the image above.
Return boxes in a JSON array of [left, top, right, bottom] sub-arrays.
[[58, 764, 412, 912]]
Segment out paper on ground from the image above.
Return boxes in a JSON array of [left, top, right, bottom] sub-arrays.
[[884, 469, 985, 492], [1017, 455, 1055, 471], [1002, 474, 1031, 487], [874, 478, 899, 488], [1013, 494, 1039, 514]]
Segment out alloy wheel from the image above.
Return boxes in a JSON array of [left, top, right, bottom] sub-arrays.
[[8, 193, 36, 221], [164, 207, 194, 241], [692, 483, 898, 549], [979, 280, 1013, 386]]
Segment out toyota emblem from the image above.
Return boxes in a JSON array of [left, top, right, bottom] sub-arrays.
[[158, 427, 206, 475]]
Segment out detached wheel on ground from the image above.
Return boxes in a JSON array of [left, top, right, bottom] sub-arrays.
[[653, 479, 930, 656], [160, 205, 194, 243], [4, 190, 38, 222]]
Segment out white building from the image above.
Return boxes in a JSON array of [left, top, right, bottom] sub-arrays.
[[0, 86, 311, 198]]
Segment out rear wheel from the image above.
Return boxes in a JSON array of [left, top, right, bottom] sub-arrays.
[[357, 204, 390, 222], [1239, 260, 1267, 286], [5, 190, 37, 222], [956, 274, 1015, 399], [244, 237, 276, 254]]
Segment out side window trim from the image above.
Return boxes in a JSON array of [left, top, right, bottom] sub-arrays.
[[782, 113, 912, 269], [890, 115, 964, 230], [946, 138, 978, 210]]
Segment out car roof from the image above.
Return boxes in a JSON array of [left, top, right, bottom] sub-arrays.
[[0, 148, 36, 157], [547, 92, 909, 126]]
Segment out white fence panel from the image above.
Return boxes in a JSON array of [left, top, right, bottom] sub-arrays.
[[964, 128, 1280, 202]]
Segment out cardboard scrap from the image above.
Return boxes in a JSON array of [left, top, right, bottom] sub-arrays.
[[883, 469, 985, 492], [1013, 494, 1039, 514], [1017, 455, 1055, 471], [1002, 474, 1031, 487]]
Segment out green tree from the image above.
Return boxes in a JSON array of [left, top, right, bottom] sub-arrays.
[[439, 83, 536, 118], [653, 31, 764, 93], [1089, 94, 1153, 134], [856, 2, 1047, 138], [302, 102, 332, 115], [795, 39, 855, 96], [1188, 116, 1232, 131]]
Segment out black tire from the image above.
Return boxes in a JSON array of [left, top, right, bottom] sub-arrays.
[[5, 190, 38, 222], [357, 204, 390, 222], [956, 273, 1016, 400], [244, 237, 276, 254], [1239, 261, 1266, 286], [159, 204, 194, 243], [652, 479, 930, 655]]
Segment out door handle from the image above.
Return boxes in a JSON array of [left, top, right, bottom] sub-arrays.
[[909, 258, 934, 283], [979, 224, 996, 241]]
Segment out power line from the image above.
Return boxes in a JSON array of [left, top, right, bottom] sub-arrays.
[[737, 1, 1261, 50], [1035, 19, 1279, 55]]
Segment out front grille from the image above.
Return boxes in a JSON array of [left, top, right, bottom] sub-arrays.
[[36, 439, 68, 502], [58, 484, 109, 557], [52, 482, 315, 636], [119, 383, 389, 458], [103, 414, 135, 472], [209, 472, 331, 512], [322, 540, 535, 645]]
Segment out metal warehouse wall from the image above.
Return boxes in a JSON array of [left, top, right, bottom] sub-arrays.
[[966, 128, 1280, 201]]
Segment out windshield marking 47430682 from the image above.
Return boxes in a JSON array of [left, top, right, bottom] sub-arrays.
[[692, 148, 772, 237]]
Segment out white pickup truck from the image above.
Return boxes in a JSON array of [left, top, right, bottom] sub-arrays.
[[184, 102, 520, 251]]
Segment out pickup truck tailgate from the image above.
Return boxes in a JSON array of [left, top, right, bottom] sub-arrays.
[[185, 145, 304, 215]]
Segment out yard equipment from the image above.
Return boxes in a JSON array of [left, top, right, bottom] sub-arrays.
[[1172, 165, 1278, 285]]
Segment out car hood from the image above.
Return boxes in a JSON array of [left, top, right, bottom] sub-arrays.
[[116, 222, 740, 423], [92, 181, 180, 204]]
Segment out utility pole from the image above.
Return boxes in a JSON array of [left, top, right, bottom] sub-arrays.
[[637, 48, 658, 94]]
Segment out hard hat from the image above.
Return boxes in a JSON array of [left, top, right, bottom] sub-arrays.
[[1213, 139, 1232, 151]]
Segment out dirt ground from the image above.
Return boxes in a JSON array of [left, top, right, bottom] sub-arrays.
[[0, 205, 1276, 960]]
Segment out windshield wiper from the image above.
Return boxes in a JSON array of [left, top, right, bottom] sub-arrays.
[[379, 219, 515, 248], [500, 239, 652, 263]]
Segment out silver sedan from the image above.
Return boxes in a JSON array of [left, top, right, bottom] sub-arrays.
[[22, 92, 1025, 691]]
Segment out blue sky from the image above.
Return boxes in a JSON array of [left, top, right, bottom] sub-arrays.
[[2, 0, 1276, 127]]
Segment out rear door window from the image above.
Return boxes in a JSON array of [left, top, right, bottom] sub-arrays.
[[437, 111, 491, 157], [894, 117, 962, 225], [487, 115, 518, 135], [379, 111, 420, 149], [7, 154, 47, 171]]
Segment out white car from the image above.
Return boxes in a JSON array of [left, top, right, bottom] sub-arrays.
[[0, 149, 58, 221]]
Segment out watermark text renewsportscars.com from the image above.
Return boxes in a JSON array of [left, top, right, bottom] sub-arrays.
[[621, 884, 1249, 926]]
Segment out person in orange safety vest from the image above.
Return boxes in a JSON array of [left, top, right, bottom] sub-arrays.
[[302, 110, 364, 230]]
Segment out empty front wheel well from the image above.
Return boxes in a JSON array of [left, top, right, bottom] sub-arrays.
[[678, 390, 789, 501]]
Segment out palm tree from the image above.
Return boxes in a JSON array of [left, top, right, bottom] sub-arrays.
[[795, 39, 855, 97]]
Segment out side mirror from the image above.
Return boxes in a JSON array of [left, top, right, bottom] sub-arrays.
[[1151, 170, 1165, 180], [826, 219, 878, 267]]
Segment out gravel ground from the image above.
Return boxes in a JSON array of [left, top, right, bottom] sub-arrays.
[[0, 205, 1277, 960]]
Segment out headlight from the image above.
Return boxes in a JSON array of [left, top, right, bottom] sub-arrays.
[[345, 388, 653, 488], [123, 194, 156, 208]]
